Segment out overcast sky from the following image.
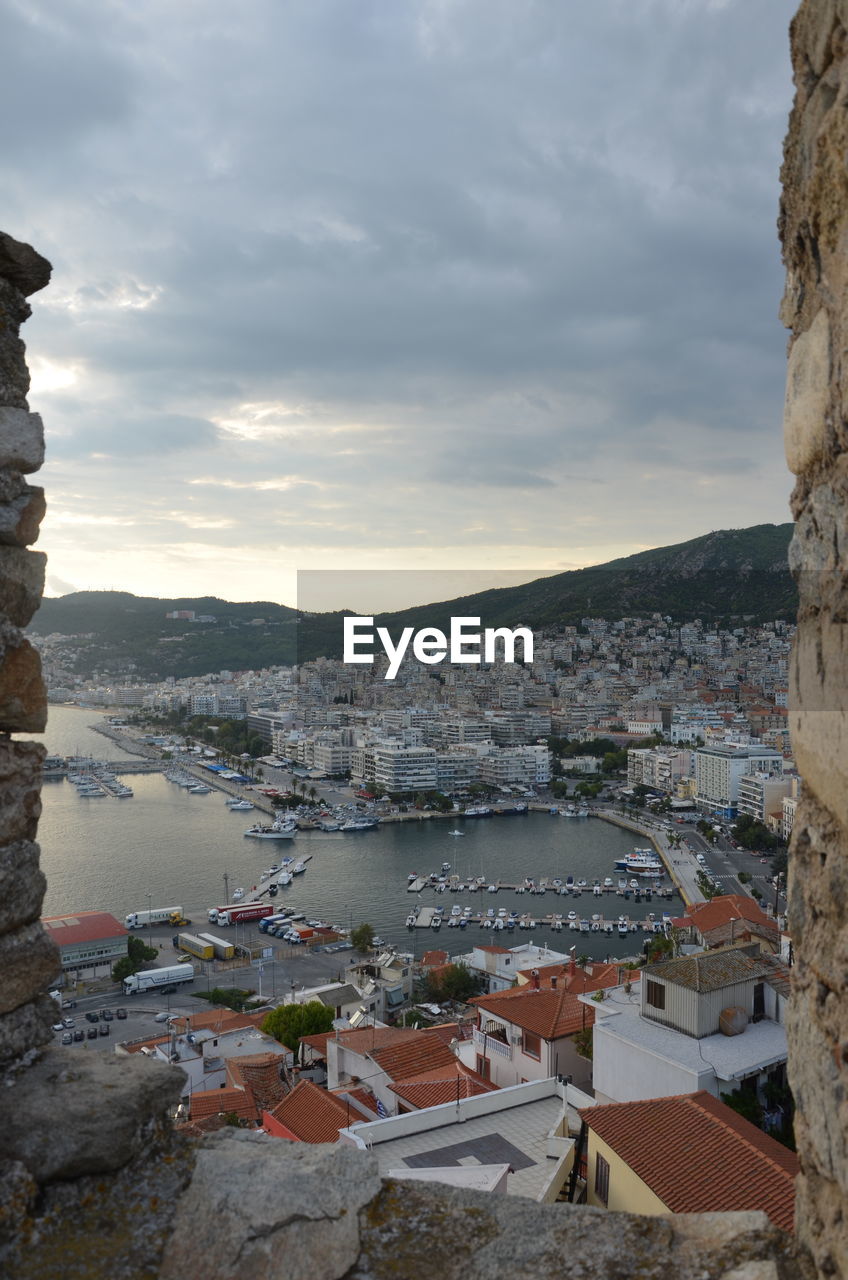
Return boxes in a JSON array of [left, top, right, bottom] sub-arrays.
[[4, 0, 798, 608]]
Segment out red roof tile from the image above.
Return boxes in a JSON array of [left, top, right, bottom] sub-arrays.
[[421, 950, 449, 968], [42, 911, 127, 946], [226, 1053, 289, 1111], [266, 1080, 367, 1143], [189, 1087, 257, 1122], [516, 960, 628, 997], [583, 1091, 798, 1231], [369, 1030, 458, 1082], [389, 1073, 496, 1110], [473, 986, 593, 1040]]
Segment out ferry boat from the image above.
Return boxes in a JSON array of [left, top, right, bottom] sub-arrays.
[[244, 818, 297, 840], [614, 848, 664, 875]]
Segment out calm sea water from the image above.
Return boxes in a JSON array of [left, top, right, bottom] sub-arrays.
[[34, 707, 666, 960]]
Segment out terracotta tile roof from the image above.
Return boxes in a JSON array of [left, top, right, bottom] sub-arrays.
[[168, 1009, 259, 1036], [266, 1080, 368, 1143], [389, 1073, 496, 1110], [335, 1085, 380, 1116], [226, 1053, 289, 1111], [332, 1026, 419, 1056], [516, 961, 628, 997], [420, 1022, 462, 1046], [421, 950, 449, 968], [42, 911, 127, 946], [583, 1091, 798, 1231], [642, 945, 776, 993], [687, 895, 778, 940], [472, 987, 594, 1040], [189, 1087, 257, 1122], [299, 1032, 332, 1059], [368, 1030, 458, 1081]]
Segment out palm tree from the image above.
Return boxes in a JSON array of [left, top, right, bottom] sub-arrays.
[[308, 786, 317, 805]]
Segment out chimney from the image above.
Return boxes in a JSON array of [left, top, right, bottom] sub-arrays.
[[531, 969, 540, 990]]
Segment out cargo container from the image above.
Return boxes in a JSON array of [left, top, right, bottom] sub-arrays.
[[177, 933, 215, 961], [195, 932, 235, 961]]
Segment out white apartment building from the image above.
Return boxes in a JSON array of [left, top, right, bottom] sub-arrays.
[[372, 743, 437, 794], [736, 773, 792, 824], [694, 745, 784, 817], [627, 748, 691, 793]]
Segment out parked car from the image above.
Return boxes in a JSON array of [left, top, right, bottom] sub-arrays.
[[85, 1012, 99, 1023], [98, 1024, 110, 1036], [61, 1032, 72, 1045], [62, 1017, 75, 1029], [62, 999, 77, 1009], [52, 1022, 64, 1033], [115, 1007, 127, 1020], [86, 1027, 98, 1040], [154, 1012, 170, 1023], [101, 1009, 114, 1021], [73, 1030, 84, 1042]]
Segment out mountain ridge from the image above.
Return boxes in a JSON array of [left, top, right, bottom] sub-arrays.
[[30, 522, 795, 677]]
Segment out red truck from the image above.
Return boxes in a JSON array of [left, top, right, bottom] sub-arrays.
[[208, 902, 274, 927]]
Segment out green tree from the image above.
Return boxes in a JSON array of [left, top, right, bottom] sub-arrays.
[[351, 923, 375, 952], [262, 1000, 334, 1054], [424, 963, 484, 1003], [112, 934, 158, 983]]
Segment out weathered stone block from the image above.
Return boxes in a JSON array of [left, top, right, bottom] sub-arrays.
[[784, 308, 831, 474], [0, 477, 44, 546], [0, 546, 46, 627], [0, 920, 60, 1016], [0, 626, 45, 733], [789, 623, 848, 831], [0, 739, 44, 845], [0, 409, 44, 474], [0, 234, 51, 297], [162, 1134, 382, 1280], [0, 994, 54, 1067], [0, 842, 45, 937], [0, 278, 32, 409], [0, 1048, 185, 1181]]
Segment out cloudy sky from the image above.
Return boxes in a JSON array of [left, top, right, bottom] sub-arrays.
[[5, 0, 797, 608]]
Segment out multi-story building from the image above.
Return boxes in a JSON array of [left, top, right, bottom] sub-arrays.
[[694, 744, 784, 817], [372, 743, 437, 794], [736, 773, 792, 824]]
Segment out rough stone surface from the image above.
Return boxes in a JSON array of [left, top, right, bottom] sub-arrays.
[[0, 624, 45, 733], [784, 308, 831, 474], [0, 233, 51, 297], [162, 1133, 382, 1280], [0, 994, 55, 1065], [0, 277, 32, 408], [0, 739, 44, 845], [0, 918, 59, 1015], [159, 1139, 811, 1280], [0, 545, 45, 627], [0, 841, 45, 937], [0, 474, 45, 545], [0, 1048, 186, 1182], [0, 409, 45, 473], [780, 2, 848, 1274]]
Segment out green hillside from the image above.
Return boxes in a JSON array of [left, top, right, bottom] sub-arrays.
[[30, 523, 795, 678]]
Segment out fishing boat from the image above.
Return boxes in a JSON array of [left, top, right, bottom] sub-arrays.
[[448, 829, 465, 837]]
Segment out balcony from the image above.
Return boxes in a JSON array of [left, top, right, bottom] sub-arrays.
[[473, 1026, 511, 1059]]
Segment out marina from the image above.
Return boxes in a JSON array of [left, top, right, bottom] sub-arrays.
[[35, 707, 677, 962]]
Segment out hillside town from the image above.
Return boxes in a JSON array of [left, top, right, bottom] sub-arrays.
[[37, 608, 800, 1223]]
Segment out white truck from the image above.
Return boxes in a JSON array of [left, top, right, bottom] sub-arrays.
[[122, 963, 195, 995], [125, 906, 187, 929]]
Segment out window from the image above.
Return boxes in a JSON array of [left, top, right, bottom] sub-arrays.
[[522, 1031, 542, 1060], [476, 1054, 491, 1080], [753, 983, 765, 1022], [645, 979, 666, 1010], [594, 1152, 610, 1205]]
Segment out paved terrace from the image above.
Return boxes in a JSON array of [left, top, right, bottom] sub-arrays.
[[340, 1077, 583, 1202]]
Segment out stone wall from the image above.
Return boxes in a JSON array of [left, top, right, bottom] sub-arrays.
[[0, 233, 59, 1067], [3, 4, 846, 1261], [780, 2, 848, 1275]]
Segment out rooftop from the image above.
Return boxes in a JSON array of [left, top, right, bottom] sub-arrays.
[[591, 981, 788, 1083], [583, 1090, 798, 1231], [473, 986, 594, 1040], [42, 910, 127, 946], [642, 946, 776, 993], [342, 1078, 574, 1202]]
